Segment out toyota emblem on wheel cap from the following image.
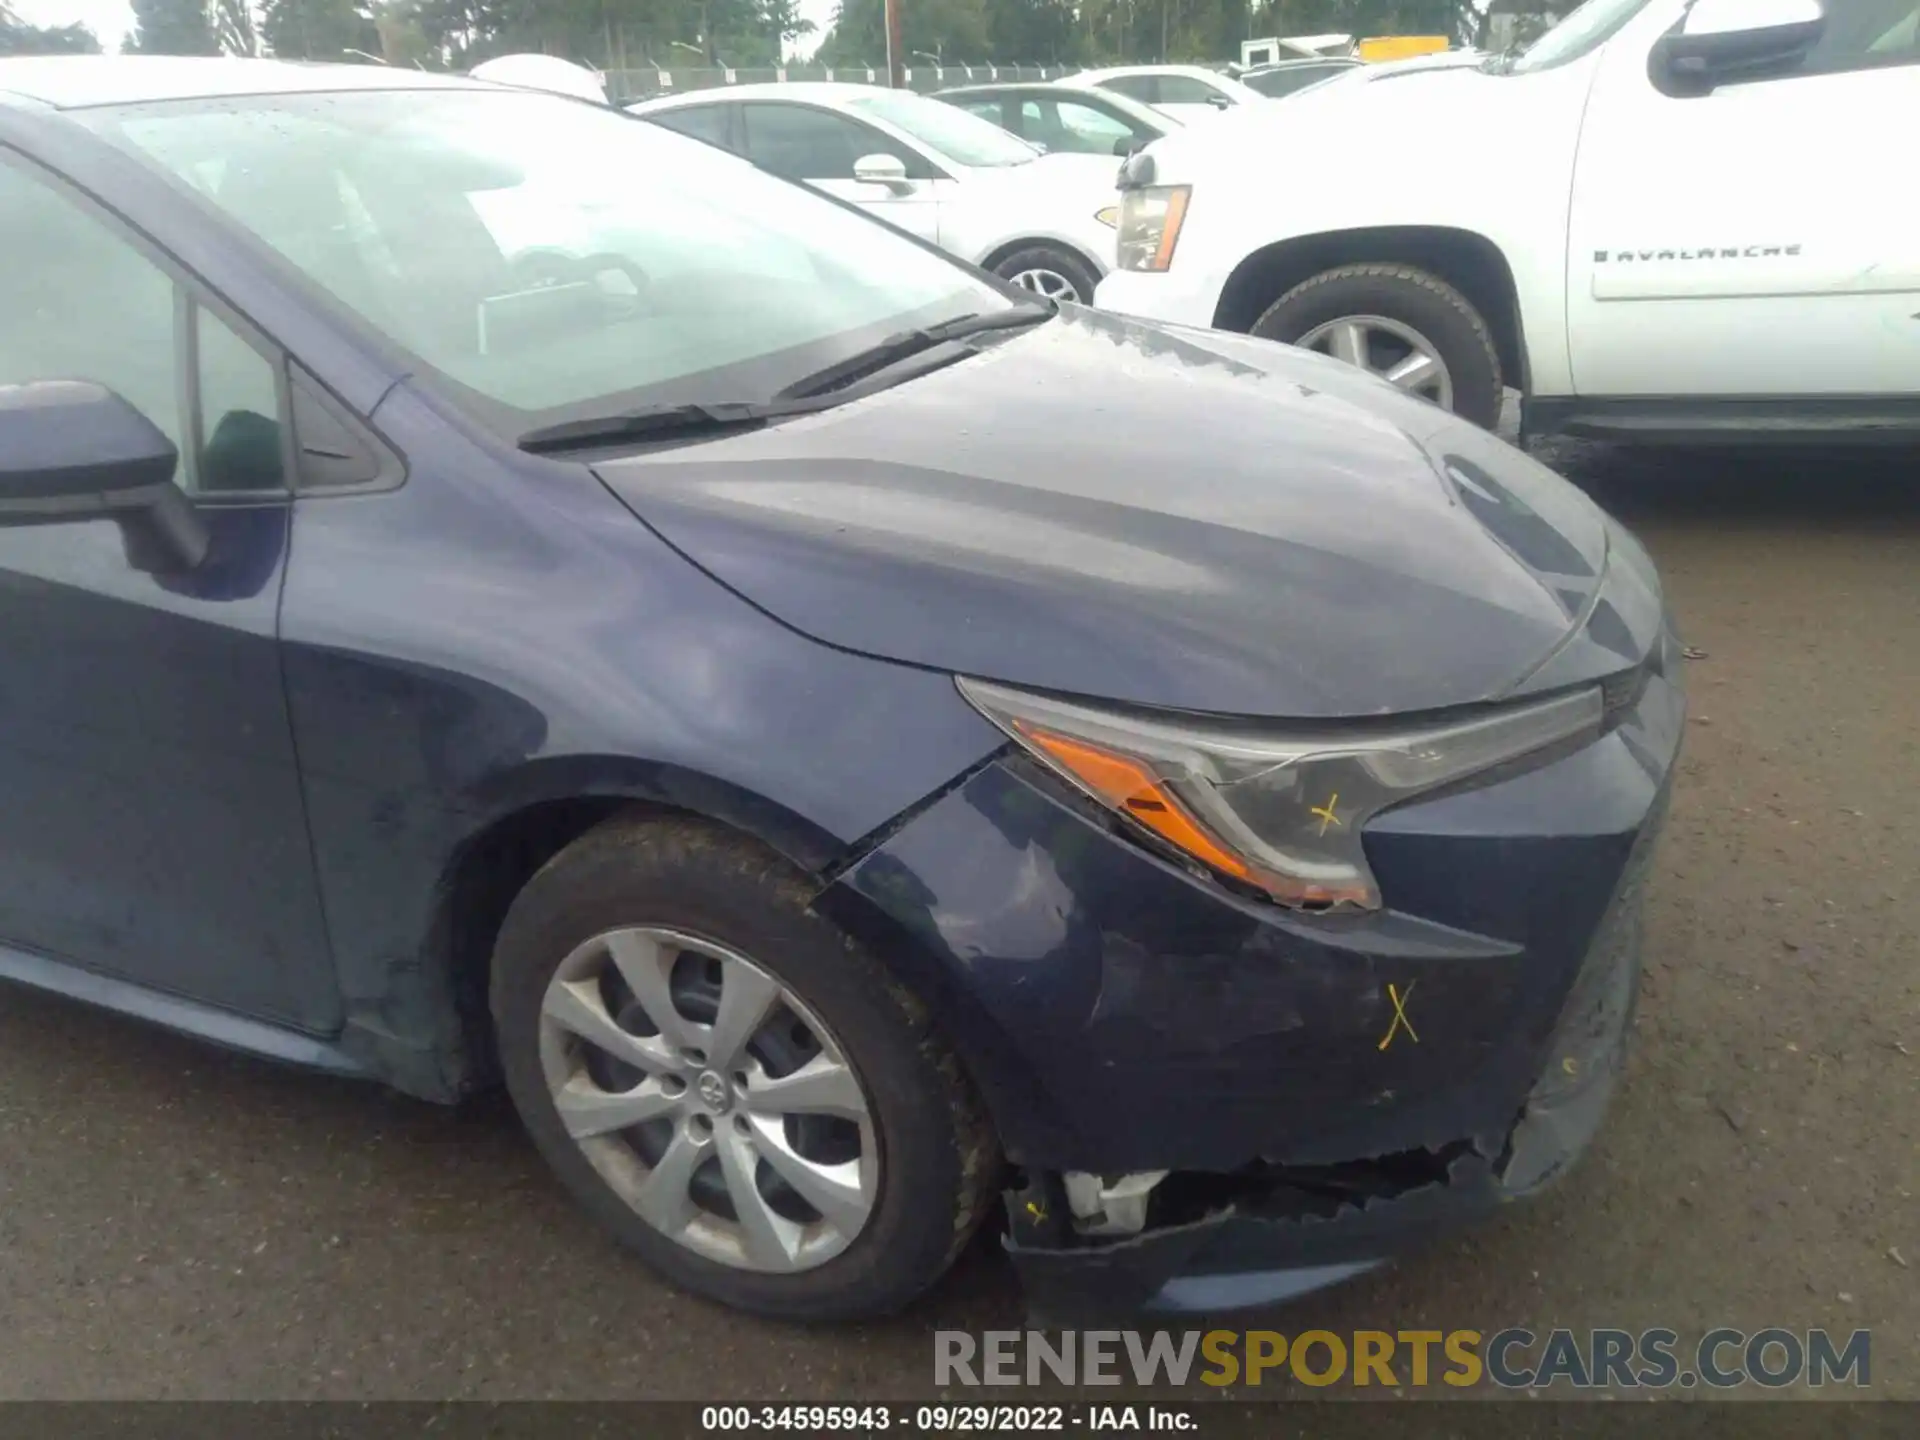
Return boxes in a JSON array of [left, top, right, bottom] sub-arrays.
[[696, 1071, 731, 1111]]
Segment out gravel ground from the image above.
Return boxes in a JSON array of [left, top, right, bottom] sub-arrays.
[[0, 440, 1913, 1401]]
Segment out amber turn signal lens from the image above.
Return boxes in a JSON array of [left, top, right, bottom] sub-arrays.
[[1013, 721, 1253, 882], [1150, 186, 1188, 271]]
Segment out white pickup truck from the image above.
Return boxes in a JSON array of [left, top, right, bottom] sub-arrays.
[[1095, 0, 1920, 443]]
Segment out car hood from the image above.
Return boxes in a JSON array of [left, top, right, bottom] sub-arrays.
[[965, 152, 1121, 196], [593, 307, 1631, 720]]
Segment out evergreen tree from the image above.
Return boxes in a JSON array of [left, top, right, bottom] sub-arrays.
[[762, 0, 814, 61], [261, 0, 382, 60], [0, 6, 103, 52], [815, 0, 989, 67], [982, 0, 1076, 62], [125, 0, 219, 55], [214, 0, 261, 52]]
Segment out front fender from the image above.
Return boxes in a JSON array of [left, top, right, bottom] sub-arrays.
[[282, 381, 1005, 1099]]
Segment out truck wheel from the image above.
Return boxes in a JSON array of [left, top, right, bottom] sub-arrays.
[[491, 814, 997, 1319], [1250, 264, 1503, 429], [993, 243, 1101, 304]]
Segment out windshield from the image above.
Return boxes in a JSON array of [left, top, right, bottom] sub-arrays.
[[1506, 0, 1656, 73], [1097, 90, 1181, 128], [81, 89, 1010, 430], [1209, 72, 1269, 103], [841, 89, 1040, 167]]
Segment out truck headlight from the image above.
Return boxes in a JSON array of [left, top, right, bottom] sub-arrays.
[[1115, 185, 1190, 272]]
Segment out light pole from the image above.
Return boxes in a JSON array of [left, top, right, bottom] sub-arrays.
[[884, 0, 904, 88]]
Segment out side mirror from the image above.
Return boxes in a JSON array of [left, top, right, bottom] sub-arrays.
[[1113, 136, 1138, 156], [1652, 0, 1825, 95], [0, 381, 209, 572], [852, 152, 914, 194]]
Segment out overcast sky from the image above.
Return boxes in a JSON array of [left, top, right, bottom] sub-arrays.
[[13, 0, 841, 61]]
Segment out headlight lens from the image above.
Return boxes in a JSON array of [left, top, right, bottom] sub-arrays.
[[1115, 185, 1190, 272], [958, 678, 1603, 911]]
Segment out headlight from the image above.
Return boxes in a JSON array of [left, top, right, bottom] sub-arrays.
[[958, 678, 1603, 911], [1095, 205, 1119, 228], [1115, 185, 1190, 272]]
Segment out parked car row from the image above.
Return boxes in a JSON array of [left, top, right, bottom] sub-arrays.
[[610, 0, 1918, 447], [466, 55, 1350, 308], [622, 60, 1342, 307], [630, 83, 1125, 304]]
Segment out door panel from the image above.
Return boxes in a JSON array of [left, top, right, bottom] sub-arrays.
[[0, 153, 338, 1031], [1567, 1, 1920, 396], [810, 174, 946, 246]]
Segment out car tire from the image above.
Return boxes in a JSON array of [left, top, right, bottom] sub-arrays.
[[1250, 264, 1504, 429], [491, 813, 997, 1320], [993, 243, 1102, 304]]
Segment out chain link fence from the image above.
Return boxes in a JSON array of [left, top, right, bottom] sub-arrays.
[[604, 63, 1076, 105]]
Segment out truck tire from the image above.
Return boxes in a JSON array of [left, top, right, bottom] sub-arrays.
[[1250, 264, 1504, 430]]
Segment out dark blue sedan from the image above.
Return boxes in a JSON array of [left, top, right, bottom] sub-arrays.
[[0, 57, 1682, 1320]]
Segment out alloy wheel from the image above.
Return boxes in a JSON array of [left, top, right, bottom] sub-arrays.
[[1009, 267, 1083, 302], [536, 926, 878, 1274], [1295, 313, 1455, 409]]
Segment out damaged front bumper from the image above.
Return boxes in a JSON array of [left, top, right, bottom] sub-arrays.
[[1009, 963, 1636, 1314], [1005, 785, 1659, 1317]]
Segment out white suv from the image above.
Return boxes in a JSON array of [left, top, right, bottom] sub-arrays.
[[1060, 65, 1269, 121], [1095, 0, 1920, 442]]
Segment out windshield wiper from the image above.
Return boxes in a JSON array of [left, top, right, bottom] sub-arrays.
[[775, 302, 1056, 402], [518, 304, 1056, 453], [518, 397, 829, 453]]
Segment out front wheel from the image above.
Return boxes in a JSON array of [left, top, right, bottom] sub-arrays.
[[491, 815, 996, 1320], [992, 243, 1101, 304], [1250, 263, 1504, 429]]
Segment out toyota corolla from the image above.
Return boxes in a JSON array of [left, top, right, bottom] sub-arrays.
[[0, 57, 1682, 1319]]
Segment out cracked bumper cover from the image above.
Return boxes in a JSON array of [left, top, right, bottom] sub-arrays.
[[1007, 880, 1646, 1315]]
